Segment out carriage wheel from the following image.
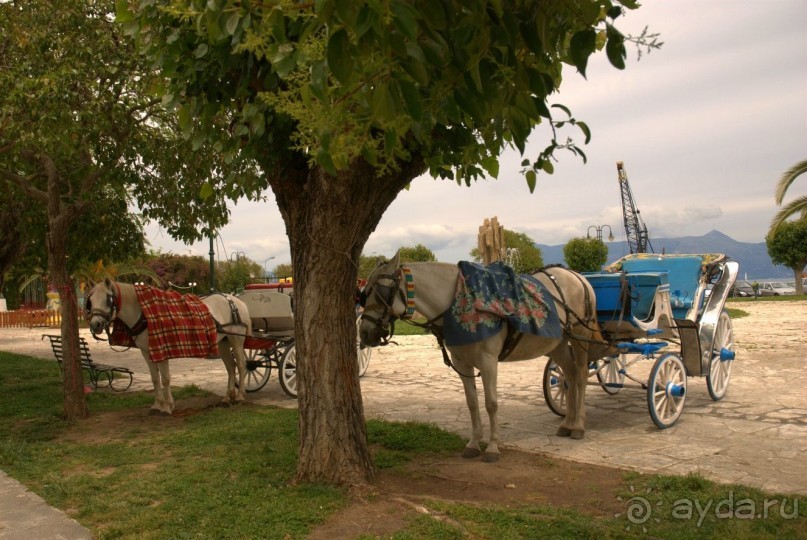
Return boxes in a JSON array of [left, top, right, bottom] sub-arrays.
[[596, 355, 626, 395], [706, 311, 734, 401], [356, 316, 371, 377], [542, 360, 567, 417], [244, 348, 272, 393], [279, 344, 298, 398], [647, 353, 687, 429]]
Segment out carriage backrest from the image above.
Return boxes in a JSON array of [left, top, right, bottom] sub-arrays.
[[237, 290, 294, 332], [618, 255, 706, 319]]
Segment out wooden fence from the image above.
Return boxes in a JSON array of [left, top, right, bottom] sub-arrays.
[[0, 309, 62, 328]]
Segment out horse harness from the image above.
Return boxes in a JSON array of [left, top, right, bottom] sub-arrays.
[[360, 266, 420, 346]]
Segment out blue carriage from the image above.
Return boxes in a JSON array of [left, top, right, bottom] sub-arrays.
[[543, 253, 739, 428]]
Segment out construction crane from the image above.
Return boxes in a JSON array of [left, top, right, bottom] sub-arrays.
[[616, 161, 653, 254]]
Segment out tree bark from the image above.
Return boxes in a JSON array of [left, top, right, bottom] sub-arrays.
[[41, 151, 90, 421], [48, 227, 89, 420], [269, 157, 424, 486]]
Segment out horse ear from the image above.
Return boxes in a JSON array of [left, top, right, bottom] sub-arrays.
[[104, 277, 112, 288], [390, 249, 401, 268]]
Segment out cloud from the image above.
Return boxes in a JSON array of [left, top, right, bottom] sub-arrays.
[[144, 0, 806, 267]]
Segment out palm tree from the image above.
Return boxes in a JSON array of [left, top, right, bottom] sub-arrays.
[[771, 159, 807, 232]]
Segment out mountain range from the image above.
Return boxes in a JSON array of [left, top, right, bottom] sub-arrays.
[[536, 230, 791, 280]]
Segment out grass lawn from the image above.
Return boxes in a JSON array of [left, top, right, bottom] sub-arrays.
[[0, 351, 804, 538]]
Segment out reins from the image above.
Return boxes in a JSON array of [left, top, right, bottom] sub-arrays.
[[532, 265, 612, 349]]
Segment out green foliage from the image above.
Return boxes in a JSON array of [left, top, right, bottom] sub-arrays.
[[272, 263, 293, 281], [126, 0, 653, 191], [358, 254, 384, 279], [765, 218, 807, 295], [771, 159, 807, 232], [134, 253, 212, 290], [502, 229, 544, 273], [470, 229, 543, 273], [563, 236, 608, 272], [356, 244, 437, 280], [0, 1, 150, 277], [397, 244, 437, 263], [217, 255, 262, 293]]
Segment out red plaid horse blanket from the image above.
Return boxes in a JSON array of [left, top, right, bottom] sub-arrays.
[[110, 286, 219, 363]]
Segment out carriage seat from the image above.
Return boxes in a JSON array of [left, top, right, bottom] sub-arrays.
[[585, 271, 667, 324], [237, 290, 294, 336], [619, 256, 705, 318]]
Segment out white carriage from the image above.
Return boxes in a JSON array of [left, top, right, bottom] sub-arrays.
[[543, 253, 739, 428], [237, 283, 371, 397]]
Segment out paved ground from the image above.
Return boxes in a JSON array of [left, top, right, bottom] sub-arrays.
[[1, 300, 805, 538]]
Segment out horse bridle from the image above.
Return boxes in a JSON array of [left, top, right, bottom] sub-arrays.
[[84, 291, 118, 327], [86, 284, 119, 340], [360, 268, 407, 345]]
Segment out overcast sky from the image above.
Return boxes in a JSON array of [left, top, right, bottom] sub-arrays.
[[144, 0, 807, 271]]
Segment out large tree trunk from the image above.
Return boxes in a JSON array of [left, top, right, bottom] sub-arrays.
[[47, 218, 89, 420], [270, 158, 423, 486], [41, 151, 90, 421]]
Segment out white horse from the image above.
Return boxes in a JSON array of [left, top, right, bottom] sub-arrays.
[[87, 279, 251, 415], [359, 251, 611, 462]]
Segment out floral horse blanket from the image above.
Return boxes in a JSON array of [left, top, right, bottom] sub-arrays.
[[443, 261, 561, 347]]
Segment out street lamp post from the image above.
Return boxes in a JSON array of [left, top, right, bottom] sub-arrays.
[[587, 224, 615, 242], [263, 256, 275, 283], [209, 233, 216, 293]]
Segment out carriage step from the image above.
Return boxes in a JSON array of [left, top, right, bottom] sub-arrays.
[[616, 341, 668, 356]]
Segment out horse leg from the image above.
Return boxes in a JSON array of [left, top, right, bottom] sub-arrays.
[[145, 361, 164, 415], [479, 356, 501, 462], [157, 361, 174, 414], [553, 344, 587, 439], [456, 359, 484, 459], [218, 344, 237, 406], [230, 336, 248, 403], [145, 360, 173, 416]]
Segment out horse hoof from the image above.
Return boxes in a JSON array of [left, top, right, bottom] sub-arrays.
[[556, 427, 572, 437], [218, 401, 232, 408], [148, 408, 162, 416], [570, 429, 585, 440], [461, 447, 481, 459], [482, 452, 500, 463]]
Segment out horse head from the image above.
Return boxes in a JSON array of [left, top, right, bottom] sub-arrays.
[[86, 278, 117, 336], [359, 250, 407, 347]]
